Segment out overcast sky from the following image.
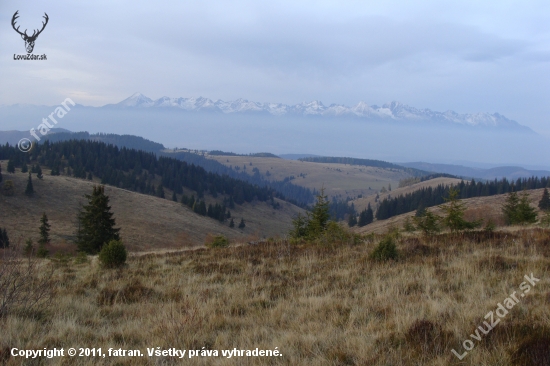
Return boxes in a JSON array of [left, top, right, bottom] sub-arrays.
[[1, 0, 550, 136]]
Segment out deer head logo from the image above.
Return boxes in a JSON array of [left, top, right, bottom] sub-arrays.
[[12, 11, 49, 54]]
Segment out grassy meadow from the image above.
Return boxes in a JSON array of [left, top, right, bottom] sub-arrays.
[[205, 155, 409, 199], [1, 228, 549, 365]]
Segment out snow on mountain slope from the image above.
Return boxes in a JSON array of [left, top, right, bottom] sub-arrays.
[[110, 93, 530, 130]]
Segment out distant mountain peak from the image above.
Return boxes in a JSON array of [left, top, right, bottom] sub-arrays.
[[108, 94, 531, 131], [118, 93, 154, 107]]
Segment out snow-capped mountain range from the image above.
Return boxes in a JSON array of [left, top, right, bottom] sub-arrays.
[[107, 93, 529, 130]]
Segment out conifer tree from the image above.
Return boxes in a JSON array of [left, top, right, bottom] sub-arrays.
[[539, 188, 550, 211], [413, 210, 441, 236], [156, 184, 165, 198], [0, 228, 9, 248], [442, 186, 480, 232], [502, 190, 520, 225], [38, 212, 51, 246], [24, 238, 33, 256], [36, 165, 43, 179], [306, 188, 330, 235], [25, 172, 34, 196], [7, 160, 15, 173], [76, 185, 120, 254], [517, 191, 537, 224], [238, 218, 246, 229], [229, 218, 235, 228], [21, 162, 28, 173], [347, 213, 357, 227], [403, 217, 416, 232], [172, 191, 177, 202]]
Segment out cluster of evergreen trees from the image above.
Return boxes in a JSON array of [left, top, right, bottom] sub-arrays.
[[348, 203, 374, 227], [0, 228, 9, 248], [376, 177, 550, 221], [501, 191, 538, 225], [298, 156, 427, 177], [167, 151, 314, 207], [0, 140, 282, 216], [180, 194, 230, 222]]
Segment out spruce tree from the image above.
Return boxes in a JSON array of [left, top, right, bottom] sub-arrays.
[[539, 188, 550, 211], [229, 218, 235, 228], [238, 218, 246, 229], [347, 213, 357, 227], [365, 203, 374, 225], [25, 172, 34, 196], [156, 184, 165, 198], [36, 165, 43, 179], [413, 210, 441, 236], [7, 160, 15, 173], [24, 238, 33, 256], [306, 188, 330, 235], [76, 185, 120, 254], [442, 186, 480, 232], [21, 162, 28, 173], [0, 228, 9, 248], [517, 191, 537, 224], [358, 209, 368, 227], [38, 212, 51, 246], [502, 190, 520, 225]]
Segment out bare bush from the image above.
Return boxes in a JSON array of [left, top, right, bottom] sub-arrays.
[[0, 244, 56, 318]]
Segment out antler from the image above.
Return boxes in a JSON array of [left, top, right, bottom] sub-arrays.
[[11, 11, 49, 40], [29, 13, 49, 39], [11, 10, 27, 37]]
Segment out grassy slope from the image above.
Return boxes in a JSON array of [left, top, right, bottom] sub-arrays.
[[206, 155, 412, 199], [354, 188, 548, 234], [0, 168, 303, 252], [1, 229, 549, 365], [350, 177, 463, 213]]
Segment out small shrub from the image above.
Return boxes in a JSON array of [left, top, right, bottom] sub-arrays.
[[98, 240, 127, 268], [23, 238, 34, 256], [511, 334, 550, 366], [370, 235, 398, 262], [318, 221, 361, 246], [484, 219, 496, 232], [206, 235, 229, 248], [36, 244, 49, 258], [403, 217, 416, 232], [74, 251, 89, 264]]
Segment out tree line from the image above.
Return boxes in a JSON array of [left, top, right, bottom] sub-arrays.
[[0, 140, 282, 216], [166, 151, 314, 207], [376, 176, 550, 221], [297, 156, 428, 177]]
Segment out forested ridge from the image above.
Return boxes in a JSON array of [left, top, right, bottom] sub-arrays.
[[164, 151, 314, 207], [298, 156, 429, 177], [0, 140, 293, 219], [43, 131, 314, 207], [376, 176, 550, 220]]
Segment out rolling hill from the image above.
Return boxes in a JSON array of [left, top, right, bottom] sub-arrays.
[[0, 166, 303, 252], [353, 188, 548, 234], [204, 154, 413, 199]]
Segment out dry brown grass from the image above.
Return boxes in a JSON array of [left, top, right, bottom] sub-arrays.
[[205, 155, 410, 199], [351, 177, 463, 213], [0, 167, 303, 251], [355, 188, 548, 235], [1, 228, 549, 365]]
